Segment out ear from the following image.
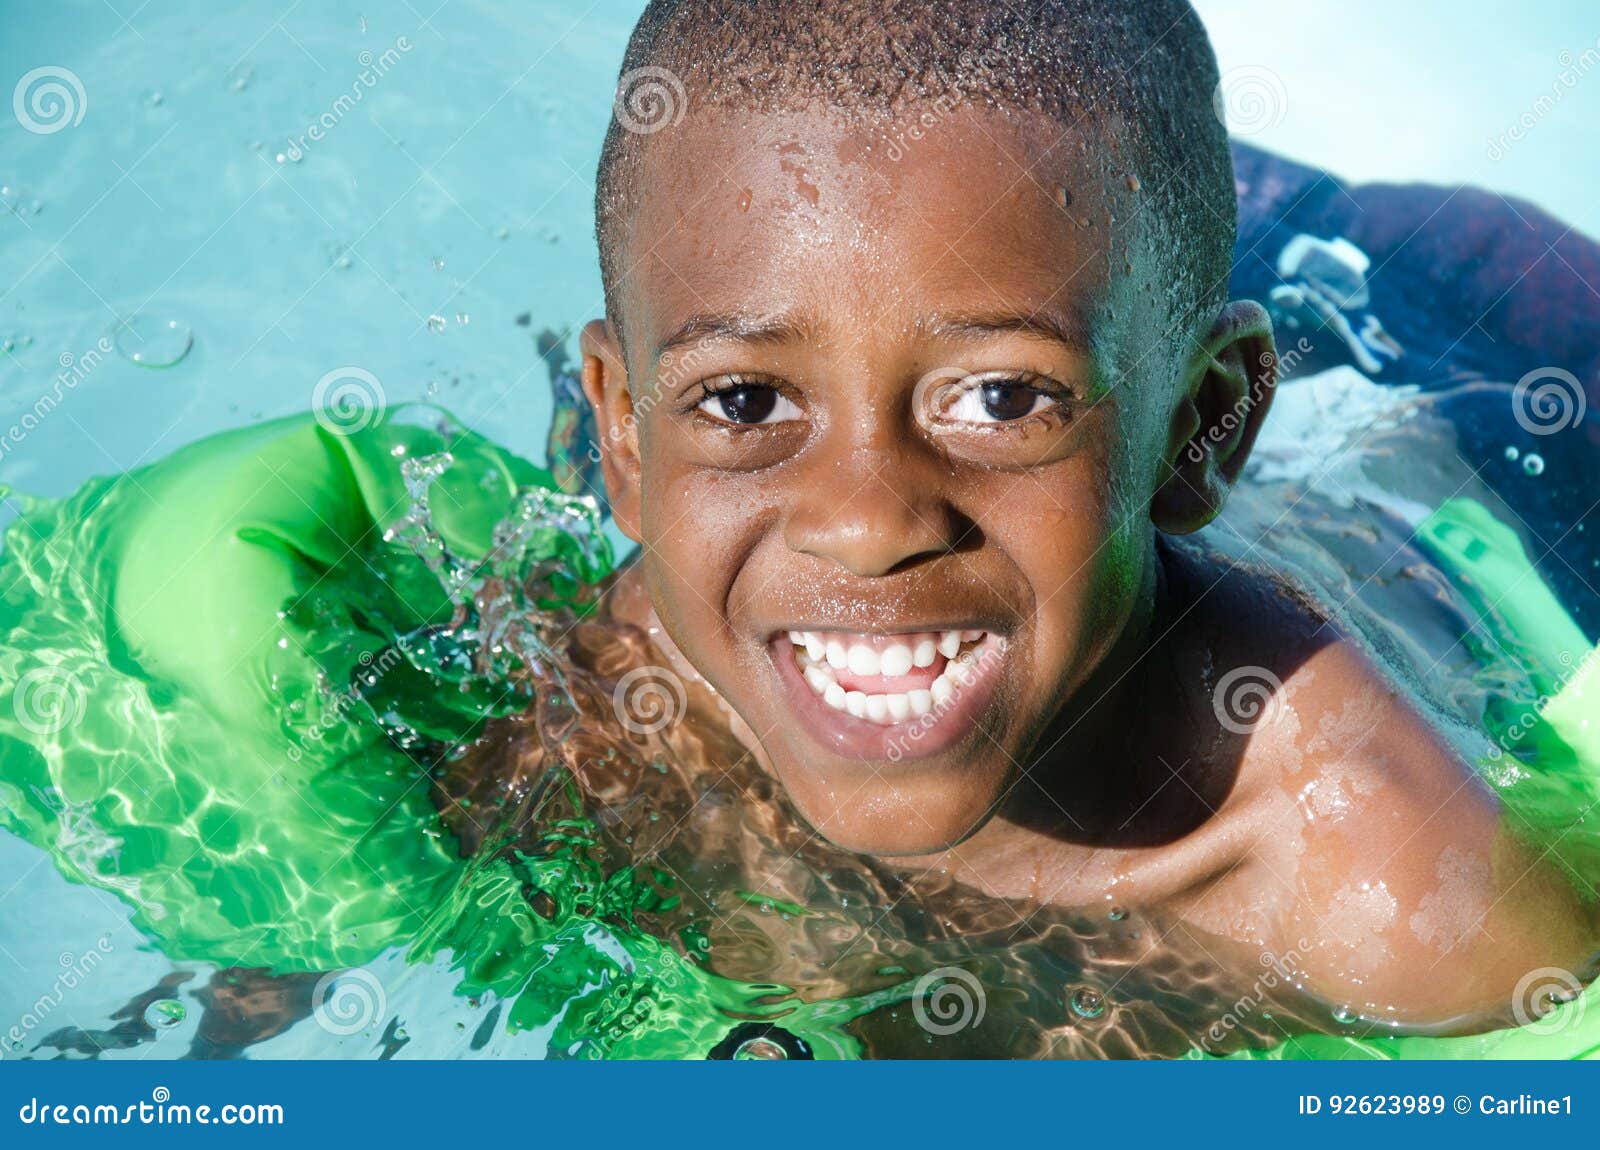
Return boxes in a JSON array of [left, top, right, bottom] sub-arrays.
[[579, 318, 643, 543], [1151, 301, 1277, 535]]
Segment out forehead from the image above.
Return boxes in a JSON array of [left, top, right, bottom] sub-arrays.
[[617, 105, 1136, 356]]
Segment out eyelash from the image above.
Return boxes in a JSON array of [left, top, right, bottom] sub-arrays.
[[682, 372, 1079, 430]]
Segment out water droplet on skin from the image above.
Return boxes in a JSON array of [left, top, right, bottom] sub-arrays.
[[144, 999, 186, 1029], [427, 315, 447, 334], [1505, 445, 1520, 462], [1125, 173, 1140, 192], [1069, 986, 1106, 1019], [1332, 1005, 1357, 1024], [1523, 453, 1545, 476], [113, 314, 194, 368], [733, 1037, 788, 1060], [738, 188, 753, 212]]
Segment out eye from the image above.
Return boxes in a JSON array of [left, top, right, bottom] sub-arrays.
[[939, 379, 1059, 424], [695, 382, 803, 426]]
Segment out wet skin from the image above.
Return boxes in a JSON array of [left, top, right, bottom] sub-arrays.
[[579, 105, 1595, 1025]]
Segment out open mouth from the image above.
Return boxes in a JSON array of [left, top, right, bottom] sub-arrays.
[[768, 628, 1008, 761]]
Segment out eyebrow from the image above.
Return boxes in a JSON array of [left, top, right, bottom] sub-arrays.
[[650, 306, 1092, 361], [653, 312, 814, 360], [923, 309, 1092, 353]]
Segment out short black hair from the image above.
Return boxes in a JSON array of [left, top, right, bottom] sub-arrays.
[[595, 0, 1234, 345]]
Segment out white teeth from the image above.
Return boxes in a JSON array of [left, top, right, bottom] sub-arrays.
[[785, 629, 996, 727], [846, 644, 880, 677], [879, 643, 913, 677]]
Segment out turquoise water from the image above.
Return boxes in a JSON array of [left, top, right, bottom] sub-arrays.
[[2, 1, 1597, 1060]]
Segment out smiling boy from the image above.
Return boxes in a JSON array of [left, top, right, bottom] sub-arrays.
[[566, 0, 1596, 1032]]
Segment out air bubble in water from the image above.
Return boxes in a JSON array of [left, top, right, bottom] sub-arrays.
[[1505, 445, 1519, 462], [1069, 986, 1106, 1019], [144, 999, 187, 1029], [733, 1037, 788, 1060], [228, 64, 254, 92], [427, 315, 447, 334], [1107, 906, 1128, 922], [1523, 453, 1545, 477], [113, 314, 194, 368], [1332, 1004, 1357, 1024]]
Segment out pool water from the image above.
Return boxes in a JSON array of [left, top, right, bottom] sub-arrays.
[[2, 2, 1597, 1060]]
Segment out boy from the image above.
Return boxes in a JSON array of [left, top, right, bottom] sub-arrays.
[[564, 0, 1594, 1033]]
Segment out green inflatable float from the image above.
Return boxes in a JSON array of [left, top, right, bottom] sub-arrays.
[[0, 407, 1594, 1058]]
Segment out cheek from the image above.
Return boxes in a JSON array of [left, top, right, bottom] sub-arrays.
[[998, 443, 1151, 663]]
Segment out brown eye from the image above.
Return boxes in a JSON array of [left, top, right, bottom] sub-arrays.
[[942, 379, 1055, 424], [696, 383, 802, 425]]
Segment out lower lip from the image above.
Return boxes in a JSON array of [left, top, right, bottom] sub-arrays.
[[767, 634, 1007, 763]]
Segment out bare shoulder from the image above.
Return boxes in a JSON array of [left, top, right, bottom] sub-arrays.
[[1199, 626, 1595, 1026]]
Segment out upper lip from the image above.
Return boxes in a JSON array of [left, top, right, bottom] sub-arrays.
[[765, 622, 1011, 639]]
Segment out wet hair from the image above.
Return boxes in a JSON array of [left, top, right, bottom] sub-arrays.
[[595, 0, 1234, 344]]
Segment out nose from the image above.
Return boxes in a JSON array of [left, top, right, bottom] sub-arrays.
[[784, 441, 963, 578]]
